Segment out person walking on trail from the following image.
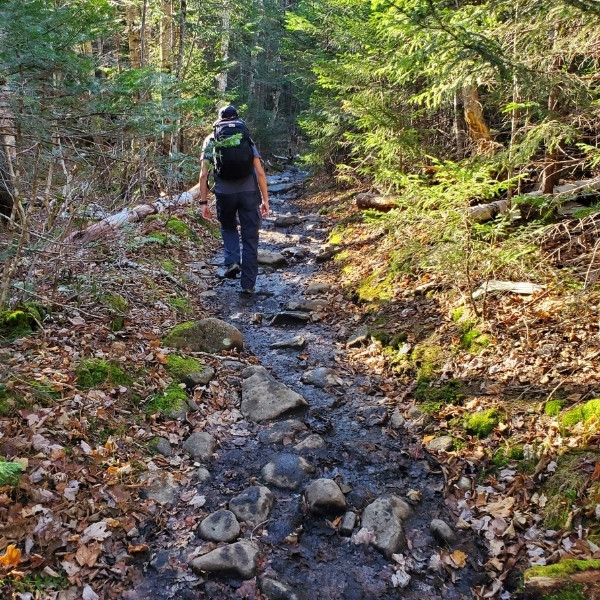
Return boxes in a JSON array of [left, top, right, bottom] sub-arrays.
[[198, 105, 270, 295]]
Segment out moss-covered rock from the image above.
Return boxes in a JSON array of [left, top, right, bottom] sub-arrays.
[[0, 303, 44, 341], [166, 354, 214, 386], [75, 358, 133, 389], [464, 409, 499, 438], [163, 318, 243, 353], [415, 378, 463, 413], [561, 398, 600, 431], [169, 297, 193, 314], [523, 559, 600, 599], [102, 293, 129, 331], [166, 218, 192, 238], [545, 399, 566, 417], [146, 383, 189, 419]]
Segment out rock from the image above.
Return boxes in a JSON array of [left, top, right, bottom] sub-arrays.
[[390, 408, 405, 429], [241, 367, 308, 422], [430, 519, 458, 546], [304, 478, 347, 514], [274, 214, 302, 227], [270, 336, 307, 350], [269, 311, 312, 325], [189, 539, 259, 580], [150, 549, 171, 572], [181, 366, 215, 387], [358, 405, 388, 426], [139, 472, 180, 505], [261, 453, 314, 490], [150, 437, 173, 457], [301, 367, 339, 388], [197, 509, 240, 542], [347, 325, 370, 348], [286, 300, 328, 312], [316, 246, 340, 263], [406, 405, 424, 420], [281, 246, 308, 259], [456, 476, 472, 492], [293, 434, 326, 452], [258, 419, 307, 444], [258, 250, 288, 267], [305, 283, 332, 296], [425, 436, 454, 453], [195, 467, 211, 482], [182, 432, 216, 461], [229, 485, 275, 525], [360, 495, 412, 557], [163, 318, 243, 353], [259, 577, 299, 600], [339, 511, 357, 536]]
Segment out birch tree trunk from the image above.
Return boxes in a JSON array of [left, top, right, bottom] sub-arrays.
[[0, 83, 15, 222]]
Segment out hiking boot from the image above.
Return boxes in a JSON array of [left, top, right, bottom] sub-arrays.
[[240, 287, 255, 295], [224, 263, 241, 278]]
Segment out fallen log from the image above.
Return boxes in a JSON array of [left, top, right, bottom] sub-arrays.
[[523, 559, 600, 599], [467, 199, 509, 223], [355, 193, 399, 212], [471, 280, 544, 300], [64, 184, 201, 245]]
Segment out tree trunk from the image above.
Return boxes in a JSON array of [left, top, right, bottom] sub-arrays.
[[126, 3, 142, 69], [160, 0, 173, 72], [217, 5, 231, 92], [453, 92, 467, 158], [462, 84, 494, 155], [0, 84, 15, 222]]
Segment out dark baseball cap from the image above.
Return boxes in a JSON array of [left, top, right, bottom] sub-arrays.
[[218, 105, 238, 120]]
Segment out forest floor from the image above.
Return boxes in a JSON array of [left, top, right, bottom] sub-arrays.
[[0, 176, 599, 600]]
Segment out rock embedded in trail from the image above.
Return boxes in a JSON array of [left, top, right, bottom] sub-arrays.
[[339, 511, 358, 536], [258, 419, 307, 444], [139, 472, 180, 505], [259, 576, 299, 600], [305, 282, 333, 296], [293, 433, 326, 452], [347, 325, 370, 348], [150, 436, 173, 457], [301, 367, 340, 388], [241, 366, 308, 422], [229, 485, 275, 525], [430, 518, 458, 546], [189, 539, 259, 580], [304, 478, 347, 514], [274, 214, 302, 227], [258, 250, 288, 267], [180, 366, 215, 387], [182, 432, 216, 461], [390, 408, 406, 429], [269, 335, 307, 350], [425, 435, 454, 453], [261, 453, 314, 490], [359, 495, 412, 557], [197, 509, 241, 542], [269, 311, 312, 325], [163, 318, 243, 353]]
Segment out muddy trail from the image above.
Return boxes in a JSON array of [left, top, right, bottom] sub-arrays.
[[131, 177, 488, 600]]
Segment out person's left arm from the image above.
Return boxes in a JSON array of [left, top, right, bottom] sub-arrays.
[[254, 157, 269, 217]]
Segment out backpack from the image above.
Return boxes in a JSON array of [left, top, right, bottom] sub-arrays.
[[212, 119, 255, 180]]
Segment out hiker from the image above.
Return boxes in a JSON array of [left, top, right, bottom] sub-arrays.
[[198, 105, 270, 295]]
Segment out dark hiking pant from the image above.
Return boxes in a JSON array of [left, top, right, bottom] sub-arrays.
[[215, 190, 262, 290]]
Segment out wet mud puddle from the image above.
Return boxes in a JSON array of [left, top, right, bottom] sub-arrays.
[[135, 176, 487, 600]]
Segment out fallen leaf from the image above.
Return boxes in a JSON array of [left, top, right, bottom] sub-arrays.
[[80, 521, 112, 544], [75, 543, 101, 567], [450, 549, 467, 568], [0, 545, 21, 568]]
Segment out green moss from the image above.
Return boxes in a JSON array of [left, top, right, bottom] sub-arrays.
[[524, 559, 600, 581], [546, 584, 586, 600], [166, 354, 203, 380], [0, 307, 37, 340], [460, 329, 490, 352], [545, 399, 566, 416], [75, 359, 133, 389], [0, 459, 23, 486], [493, 445, 525, 468], [0, 571, 68, 595], [411, 343, 445, 380], [356, 269, 395, 302], [104, 294, 129, 313], [146, 382, 189, 417], [163, 321, 196, 347], [169, 297, 193, 314], [561, 398, 600, 430], [165, 218, 192, 238], [541, 450, 600, 529], [465, 409, 499, 438], [451, 306, 465, 322], [415, 378, 464, 413], [161, 260, 176, 274]]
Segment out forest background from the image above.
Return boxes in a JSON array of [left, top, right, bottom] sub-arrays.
[[1, 0, 600, 597]]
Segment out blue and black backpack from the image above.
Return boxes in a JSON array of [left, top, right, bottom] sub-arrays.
[[212, 119, 255, 181]]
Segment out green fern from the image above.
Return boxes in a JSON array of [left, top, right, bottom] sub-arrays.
[[0, 460, 23, 486]]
